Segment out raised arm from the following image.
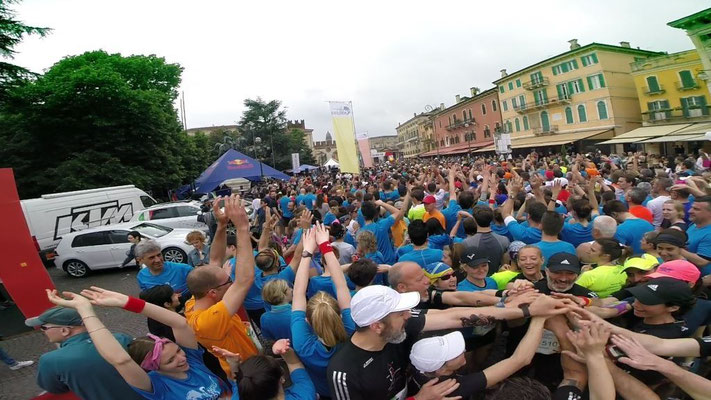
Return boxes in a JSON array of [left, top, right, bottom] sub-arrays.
[[222, 195, 255, 315], [258, 207, 275, 251], [314, 222, 351, 310], [565, 322, 614, 400], [292, 228, 316, 312], [481, 316, 546, 387], [208, 197, 229, 268]]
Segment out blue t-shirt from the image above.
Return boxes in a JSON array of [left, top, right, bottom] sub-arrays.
[[291, 309, 355, 396], [398, 248, 444, 269], [505, 220, 542, 244], [137, 262, 192, 294], [491, 223, 514, 242], [533, 240, 577, 268], [295, 194, 306, 208], [397, 244, 414, 257], [442, 199, 472, 238], [323, 212, 337, 226], [232, 255, 295, 311], [356, 209, 366, 230], [307, 275, 338, 299], [279, 196, 293, 218], [561, 221, 594, 248], [360, 215, 397, 264], [379, 190, 400, 202], [688, 223, 711, 272], [457, 277, 497, 292], [428, 234, 451, 250], [132, 346, 225, 400], [260, 304, 293, 341], [615, 218, 654, 255], [303, 193, 316, 210], [364, 251, 388, 285], [344, 231, 357, 247]]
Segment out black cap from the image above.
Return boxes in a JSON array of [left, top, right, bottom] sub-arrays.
[[460, 244, 490, 267], [547, 252, 581, 273], [628, 277, 695, 306]]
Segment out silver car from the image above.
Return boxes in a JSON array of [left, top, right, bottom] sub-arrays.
[[53, 222, 195, 278]]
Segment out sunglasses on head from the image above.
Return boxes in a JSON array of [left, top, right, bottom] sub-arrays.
[[438, 273, 455, 281]]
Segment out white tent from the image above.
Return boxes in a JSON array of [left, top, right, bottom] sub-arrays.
[[324, 158, 340, 168]]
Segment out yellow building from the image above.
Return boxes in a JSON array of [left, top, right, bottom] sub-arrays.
[[396, 112, 432, 158], [491, 40, 662, 152], [600, 50, 711, 154], [668, 8, 711, 97]]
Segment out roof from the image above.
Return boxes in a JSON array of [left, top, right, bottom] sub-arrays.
[[668, 8, 711, 29], [434, 87, 499, 115], [397, 111, 435, 128], [492, 42, 664, 84]]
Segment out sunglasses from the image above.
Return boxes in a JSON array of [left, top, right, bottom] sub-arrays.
[[212, 278, 233, 290], [40, 325, 64, 331], [438, 273, 455, 281]]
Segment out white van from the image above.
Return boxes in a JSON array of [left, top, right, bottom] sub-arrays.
[[20, 185, 157, 263]]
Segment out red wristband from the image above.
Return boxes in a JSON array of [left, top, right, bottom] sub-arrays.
[[577, 296, 591, 307], [318, 241, 333, 255], [123, 296, 146, 313], [488, 199, 495, 204]]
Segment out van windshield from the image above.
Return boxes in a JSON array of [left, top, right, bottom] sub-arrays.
[[141, 195, 158, 208], [130, 223, 172, 238]]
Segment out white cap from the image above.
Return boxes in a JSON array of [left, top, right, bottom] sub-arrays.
[[409, 331, 465, 373], [350, 285, 420, 327], [554, 177, 569, 187]]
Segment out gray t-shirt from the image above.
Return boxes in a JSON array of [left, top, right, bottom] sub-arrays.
[[462, 232, 510, 275], [332, 241, 356, 265]]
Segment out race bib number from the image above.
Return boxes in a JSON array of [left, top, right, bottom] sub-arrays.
[[391, 386, 407, 400], [536, 329, 560, 355]]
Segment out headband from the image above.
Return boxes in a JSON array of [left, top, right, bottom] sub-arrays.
[[140, 334, 172, 371], [655, 233, 686, 248]]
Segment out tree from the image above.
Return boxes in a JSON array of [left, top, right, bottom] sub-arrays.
[[0, 0, 50, 100], [0, 50, 186, 199]]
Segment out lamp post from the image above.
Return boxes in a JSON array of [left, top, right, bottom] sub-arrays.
[[254, 136, 265, 180]]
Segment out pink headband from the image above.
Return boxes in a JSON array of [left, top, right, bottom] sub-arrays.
[[140, 334, 172, 371]]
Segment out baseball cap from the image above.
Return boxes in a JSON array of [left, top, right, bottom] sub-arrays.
[[622, 254, 659, 272], [508, 241, 527, 260], [547, 252, 581, 273], [647, 260, 700, 283], [628, 277, 695, 306], [25, 306, 83, 327], [424, 262, 454, 284], [454, 181, 463, 189], [423, 195, 436, 205], [410, 331, 465, 373], [350, 285, 420, 327], [460, 245, 490, 267]]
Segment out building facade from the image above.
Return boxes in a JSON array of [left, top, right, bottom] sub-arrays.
[[669, 8, 711, 97], [312, 132, 338, 165], [493, 40, 662, 152], [369, 135, 399, 152], [396, 113, 431, 158], [427, 87, 501, 156], [286, 120, 315, 154]]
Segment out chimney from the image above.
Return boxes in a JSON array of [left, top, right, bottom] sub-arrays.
[[568, 39, 580, 50], [455, 94, 461, 103], [500, 69, 508, 78], [440, 103, 445, 110], [414, 112, 417, 117], [620, 41, 631, 48], [470, 87, 480, 96]]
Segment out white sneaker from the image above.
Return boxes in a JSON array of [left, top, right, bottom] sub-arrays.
[[9, 360, 33, 370]]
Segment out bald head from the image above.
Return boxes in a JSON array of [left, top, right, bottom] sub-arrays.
[[187, 265, 223, 299], [592, 215, 617, 239], [388, 261, 429, 297]]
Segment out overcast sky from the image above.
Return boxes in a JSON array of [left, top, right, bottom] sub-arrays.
[[11, 0, 709, 140]]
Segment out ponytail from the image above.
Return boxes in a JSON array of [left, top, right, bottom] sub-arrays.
[[594, 238, 631, 264], [306, 292, 347, 347], [236, 355, 282, 400]]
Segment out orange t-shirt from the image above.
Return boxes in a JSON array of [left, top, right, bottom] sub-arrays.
[[184, 299, 258, 376], [423, 210, 446, 230], [391, 219, 408, 248]]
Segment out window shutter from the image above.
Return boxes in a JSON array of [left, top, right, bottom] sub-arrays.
[[597, 102, 608, 119], [557, 84, 564, 99], [565, 107, 573, 124], [578, 79, 586, 92], [598, 74, 606, 88], [587, 76, 594, 90], [582, 57, 589, 67], [647, 76, 659, 92], [500, 86, 504, 93], [553, 66, 558, 76], [680, 98, 689, 117], [591, 53, 598, 63], [647, 102, 654, 111], [699, 96, 709, 115], [567, 81, 574, 95], [561, 63, 569, 73], [523, 116, 529, 130], [516, 79, 521, 87], [515, 118, 521, 131], [578, 105, 587, 122], [572, 59, 578, 69], [661, 100, 670, 109], [680, 70, 694, 88]]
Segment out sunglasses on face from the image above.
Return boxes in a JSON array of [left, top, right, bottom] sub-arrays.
[[40, 325, 63, 331], [439, 273, 455, 281]]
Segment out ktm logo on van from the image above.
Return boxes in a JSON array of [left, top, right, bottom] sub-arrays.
[[53, 200, 134, 240]]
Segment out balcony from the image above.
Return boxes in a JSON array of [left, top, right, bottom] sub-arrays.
[[644, 85, 665, 95], [445, 117, 476, 130], [523, 77, 550, 90], [514, 103, 531, 114], [642, 106, 710, 123], [529, 94, 572, 110], [532, 125, 559, 135], [676, 80, 701, 91]]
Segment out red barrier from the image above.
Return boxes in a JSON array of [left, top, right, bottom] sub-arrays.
[[0, 169, 55, 318]]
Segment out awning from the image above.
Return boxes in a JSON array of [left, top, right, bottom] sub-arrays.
[[681, 134, 709, 142], [419, 141, 493, 157], [511, 129, 613, 149], [474, 144, 495, 153], [640, 134, 705, 143], [599, 124, 691, 145], [668, 122, 711, 135]]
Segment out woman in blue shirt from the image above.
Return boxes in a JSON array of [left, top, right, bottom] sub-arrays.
[[291, 223, 355, 398], [47, 287, 230, 400], [260, 279, 293, 341], [213, 339, 316, 400]]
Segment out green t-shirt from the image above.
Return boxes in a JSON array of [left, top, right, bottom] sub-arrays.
[[408, 204, 426, 221], [576, 264, 627, 298], [490, 270, 520, 290]]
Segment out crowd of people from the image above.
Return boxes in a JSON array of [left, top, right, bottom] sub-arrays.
[[17, 149, 711, 399]]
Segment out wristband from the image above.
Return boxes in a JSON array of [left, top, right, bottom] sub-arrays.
[[123, 296, 146, 313], [488, 199, 495, 204], [318, 241, 333, 255], [577, 296, 592, 307], [518, 303, 531, 318]]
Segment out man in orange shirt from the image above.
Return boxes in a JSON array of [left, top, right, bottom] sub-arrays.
[[423, 195, 446, 228], [184, 195, 258, 377], [626, 187, 653, 224]]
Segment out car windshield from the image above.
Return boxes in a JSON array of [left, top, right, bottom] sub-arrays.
[[130, 223, 173, 238]]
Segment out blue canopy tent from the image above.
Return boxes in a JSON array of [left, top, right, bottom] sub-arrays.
[[194, 149, 290, 193], [290, 164, 319, 173]]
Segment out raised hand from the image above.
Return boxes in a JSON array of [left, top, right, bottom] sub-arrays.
[[299, 210, 313, 230], [212, 196, 228, 226], [528, 295, 570, 317], [80, 286, 130, 308], [302, 228, 317, 254], [211, 346, 241, 364], [225, 194, 248, 229], [272, 338, 292, 356], [313, 221, 330, 244], [611, 334, 662, 371], [46, 289, 93, 311]]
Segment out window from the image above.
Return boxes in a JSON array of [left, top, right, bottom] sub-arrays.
[[508, 82, 514, 90], [439, 121, 442, 128], [679, 70, 697, 89], [506, 121, 513, 133], [150, 207, 178, 220], [140, 195, 156, 208], [556, 83, 570, 100], [552, 60, 579, 75], [502, 100, 508, 111], [534, 89, 548, 105], [587, 74, 606, 90], [492, 100, 497, 112], [597, 101, 608, 120], [530, 71, 544, 84], [648, 100, 671, 121], [516, 79, 521, 88], [484, 125, 491, 138], [72, 232, 111, 247], [468, 109, 473, 120], [482, 104, 487, 115], [523, 116, 529, 130], [567, 79, 586, 95], [515, 118, 521, 132], [565, 107, 574, 124], [511, 97, 518, 108], [499, 86, 505, 93], [463, 110, 467, 120], [109, 230, 131, 243], [519, 95, 526, 108], [581, 53, 598, 66], [541, 111, 550, 131], [646, 76, 661, 93], [681, 96, 709, 117], [577, 105, 587, 122], [176, 206, 199, 217]]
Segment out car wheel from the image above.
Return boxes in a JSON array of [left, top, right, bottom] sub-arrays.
[[64, 260, 89, 278], [162, 247, 187, 264]]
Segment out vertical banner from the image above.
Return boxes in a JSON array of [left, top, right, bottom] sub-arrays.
[[291, 153, 300, 173], [356, 132, 374, 168], [0, 169, 55, 319], [329, 101, 360, 174]]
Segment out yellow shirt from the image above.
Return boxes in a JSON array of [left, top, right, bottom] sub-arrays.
[[184, 298, 258, 376], [490, 270, 520, 290], [391, 219, 408, 248], [576, 264, 626, 298]]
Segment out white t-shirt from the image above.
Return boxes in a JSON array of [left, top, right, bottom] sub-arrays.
[[646, 195, 670, 228]]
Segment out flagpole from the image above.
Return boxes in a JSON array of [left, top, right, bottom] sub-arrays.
[[348, 101, 364, 171]]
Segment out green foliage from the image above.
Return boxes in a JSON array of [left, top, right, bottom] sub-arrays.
[[0, 50, 188, 199]]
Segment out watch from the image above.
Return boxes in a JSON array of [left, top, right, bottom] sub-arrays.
[[302, 250, 313, 258], [518, 303, 531, 318]]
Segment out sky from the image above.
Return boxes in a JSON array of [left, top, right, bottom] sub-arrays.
[[10, 0, 709, 141]]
